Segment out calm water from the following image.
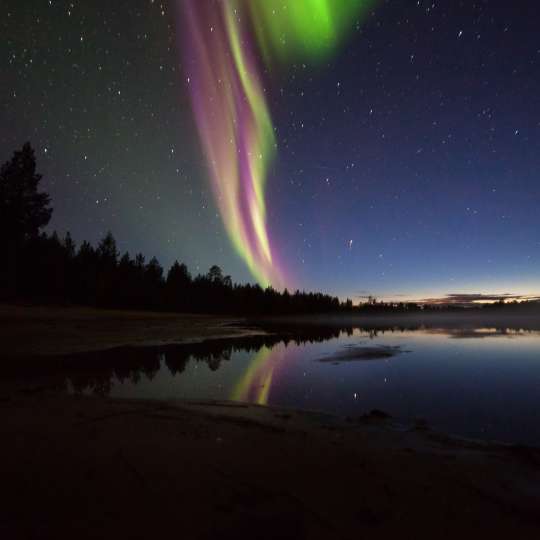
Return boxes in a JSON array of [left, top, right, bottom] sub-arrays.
[[69, 326, 540, 446]]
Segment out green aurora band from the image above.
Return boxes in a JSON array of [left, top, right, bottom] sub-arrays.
[[248, 0, 373, 65]]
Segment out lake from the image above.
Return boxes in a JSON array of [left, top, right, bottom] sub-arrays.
[[63, 323, 540, 446]]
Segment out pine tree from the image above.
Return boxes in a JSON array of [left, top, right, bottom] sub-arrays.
[[0, 142, 52, 243], [0, 143, 52, 297]]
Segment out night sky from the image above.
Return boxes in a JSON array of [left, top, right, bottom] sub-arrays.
[[2, 0, 539, 303]]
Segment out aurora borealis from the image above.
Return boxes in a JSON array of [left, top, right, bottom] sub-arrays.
[[181, 1, 372, 288], [245, 0, 372, 65], [181, 1, 280, 287], [2, 0, 540, 303]]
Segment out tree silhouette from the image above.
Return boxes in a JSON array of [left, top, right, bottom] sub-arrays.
[[95, 231, 119, 306], [207, 265, 224, 283], [1, 143, 52, 298], [4, 143, 538, 316], [144, 256, 164, 309], [0, 142, 52, 241], [165, 261, 192, 311], [97, 231, 118, 267]]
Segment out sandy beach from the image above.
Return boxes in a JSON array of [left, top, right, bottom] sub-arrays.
[[0, 305, 259, 357], [1, 391, 539, 539]]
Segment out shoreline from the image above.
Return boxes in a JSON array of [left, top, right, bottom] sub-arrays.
[[0, 304, 263, 357], [3, 304, 540, 360]]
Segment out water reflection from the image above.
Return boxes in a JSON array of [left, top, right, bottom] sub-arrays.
[[65, 329, 344, 399], [231, 346, 276, 405], [12, 323, 540, 446], [425, 327, 536, 339]]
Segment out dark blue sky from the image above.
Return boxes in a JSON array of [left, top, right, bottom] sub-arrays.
[[2, 0, 539, 302]]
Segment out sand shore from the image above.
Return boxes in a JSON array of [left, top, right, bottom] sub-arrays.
[[0, 305, 259, 357], [1, 391, 539, 539]]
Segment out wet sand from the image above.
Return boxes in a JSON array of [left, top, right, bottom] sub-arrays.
[[0, 305, 259, 357], [1, 392, 539, 539]]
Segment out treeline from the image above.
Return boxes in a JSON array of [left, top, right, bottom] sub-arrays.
[[1, 143, 346, 314], [354, 298, 540, 314], [12, 229, 345, 314], [2, 142, 539, 316]]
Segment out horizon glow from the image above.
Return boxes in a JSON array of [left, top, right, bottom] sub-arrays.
[[180, 1, 371, 288]]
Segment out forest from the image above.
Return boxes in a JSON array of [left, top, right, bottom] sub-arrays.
[[0, 143, 347, 314], [2, 143, 538, 316]]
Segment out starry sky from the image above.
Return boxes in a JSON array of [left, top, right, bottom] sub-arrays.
[[2, 0, 539, 303]]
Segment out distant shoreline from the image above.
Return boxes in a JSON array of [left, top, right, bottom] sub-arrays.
[[255, 310, 540, 330], [2, 303, 540, 359]]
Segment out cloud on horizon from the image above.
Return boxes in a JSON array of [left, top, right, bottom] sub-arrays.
[[417, 293, 540, 306]]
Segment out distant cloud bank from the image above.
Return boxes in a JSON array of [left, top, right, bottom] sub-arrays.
[[354, 292, 540, 306], [417, 293, 540, 306]]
